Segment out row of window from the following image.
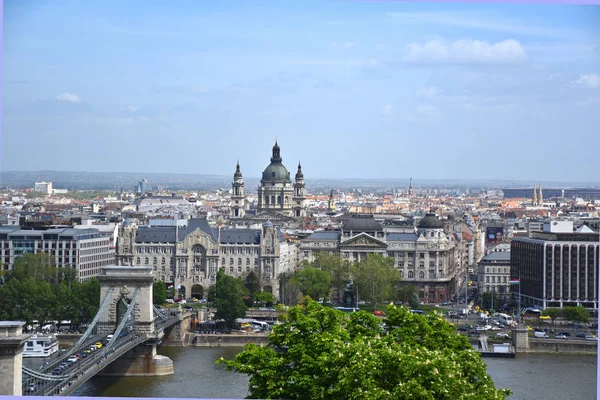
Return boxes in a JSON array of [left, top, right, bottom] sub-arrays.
[[401, 270, 444, 279]]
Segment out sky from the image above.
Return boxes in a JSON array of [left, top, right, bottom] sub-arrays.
[[2, 0, 600, 182]]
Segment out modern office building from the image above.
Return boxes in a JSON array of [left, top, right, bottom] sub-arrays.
[[511, 226, 599, 309], [0, 226, 115, 281]]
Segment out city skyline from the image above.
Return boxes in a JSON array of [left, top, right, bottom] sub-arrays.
[[3, 1, 599, 181]]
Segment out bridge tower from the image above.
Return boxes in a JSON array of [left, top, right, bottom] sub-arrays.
[[97, 266, 156, 337], [0, 321, 31, 396]]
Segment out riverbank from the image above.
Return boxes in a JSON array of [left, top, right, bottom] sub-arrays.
[[190, 333, 269, 347]]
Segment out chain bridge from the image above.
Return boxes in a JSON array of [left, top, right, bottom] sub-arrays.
[[0, 267, 193, 396]]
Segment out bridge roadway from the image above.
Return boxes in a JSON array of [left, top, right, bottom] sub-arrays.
[[22, 311, 182, 396]]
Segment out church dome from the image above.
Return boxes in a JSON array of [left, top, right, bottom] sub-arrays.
[[417, 213, 444, 229], [262, 163, 291, 182], [261, 140, 292, 183]]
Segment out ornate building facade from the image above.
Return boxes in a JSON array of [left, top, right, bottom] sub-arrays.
[[230, 141, 306, 221], [117, 218, 297, 300], [299, 214, 462, 304]]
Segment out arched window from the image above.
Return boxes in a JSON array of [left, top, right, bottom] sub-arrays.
[[408, 271, 414, 279], [144, 257, 149, 264], [271, 195, 275, 204], [419, 271, 425, 279], [277, 195, 282, 204], [400, 271, 404, 279], [136, 257, 140, 264], [266, 196, 269, 204]]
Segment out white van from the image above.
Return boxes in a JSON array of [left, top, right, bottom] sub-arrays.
[[534, 331, 549, 339]]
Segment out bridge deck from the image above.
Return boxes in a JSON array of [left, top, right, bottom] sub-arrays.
[[23, 312, 183, 396]]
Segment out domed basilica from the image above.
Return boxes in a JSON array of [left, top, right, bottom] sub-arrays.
[[230, 140, 306, 221]]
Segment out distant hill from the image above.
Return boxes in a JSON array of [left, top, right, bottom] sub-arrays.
[[1, 170, 598, 192]]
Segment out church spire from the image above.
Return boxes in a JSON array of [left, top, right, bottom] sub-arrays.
[[538, 184, 543, 205], [532, 184, 538, 206], [408, 177, 413, 196], [234, 160, 242, 179], [271, 139, 282, 163]]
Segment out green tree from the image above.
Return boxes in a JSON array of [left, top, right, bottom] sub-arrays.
[[218, 301, 510, 399], [279, 272, 302, 306], [312, 252, 351, 302], [395, 285, 418, 304], [351, 254, 400, 307], [541, 307, 563, 326], [408, 292, 421, 310], [214, 269, 248, 330], [563, 306, 590, 328], [254, 291, 276, 307], [291, 267, 331, 300], [153, 281, 167, 305], [244, 271, 261, 301], [207, 285, 216, 302], [482, 292, 502, 312]]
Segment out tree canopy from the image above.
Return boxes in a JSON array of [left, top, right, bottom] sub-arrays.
[[153, 281, 167, 305], [290, 267, 331, 301], [0, 253, 100, 329], [351, 254, 400, 306], [311, 252, 351, 302], [214, 269, 248, 329], [219, 301, 510, 399]]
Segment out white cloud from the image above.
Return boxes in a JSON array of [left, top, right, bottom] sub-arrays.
[[403, 39, 526, 65], [344, 42, 356, 49], [573, 74, 600, 89], [56, 93, 80, 103], [380, 104, 394, 115], [417, 86, 442, 98]]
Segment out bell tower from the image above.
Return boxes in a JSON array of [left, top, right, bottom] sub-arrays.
[[292, 162, 306, 218], [328, 188, 335, 212], [231, 161, 246, 218]]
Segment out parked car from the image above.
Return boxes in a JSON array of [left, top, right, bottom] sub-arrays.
[[495, 332, 510, 339]]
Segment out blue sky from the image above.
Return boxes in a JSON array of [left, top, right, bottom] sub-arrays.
[[3, 1, 600, 182]]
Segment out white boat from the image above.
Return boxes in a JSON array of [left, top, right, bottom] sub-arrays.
[[23, 335, 59, 358]]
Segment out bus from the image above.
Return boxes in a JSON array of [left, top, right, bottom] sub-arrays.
[[498, 313, 514, 326]]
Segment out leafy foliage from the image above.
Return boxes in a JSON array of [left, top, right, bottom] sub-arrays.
[[482, 292, 502, 312], [153, 281, 167, 305], [0, 254, 100, 329], [219, 301, 510, 399], [408, 292, 421, 310], [395, 285, 418, 304], [351, 254, 400, 306], [244, 271, 261, 300], [562, 306, 590, 325], [279, 272, 303, 306], [290, 267, 331, 300], [312, 252, 351, 302], [214, 269, 248, 329], [254, 291, 276, 307]]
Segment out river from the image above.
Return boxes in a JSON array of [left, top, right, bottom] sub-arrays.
[[72, 347, 597, 399]]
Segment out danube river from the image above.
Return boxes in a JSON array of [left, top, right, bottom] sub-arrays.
[[72, 347, 597, 399]]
